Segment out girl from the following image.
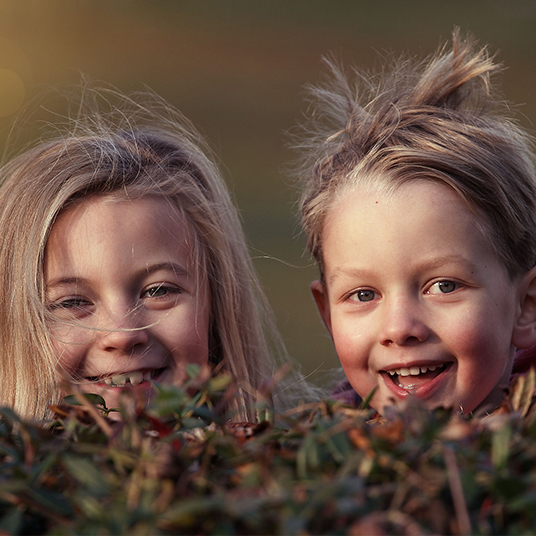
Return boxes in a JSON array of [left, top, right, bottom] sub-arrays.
[[297, 31, 536, 415], [0, 88, 285, 422]]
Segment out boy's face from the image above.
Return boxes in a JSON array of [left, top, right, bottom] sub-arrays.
[[312, 180, 526, 414]]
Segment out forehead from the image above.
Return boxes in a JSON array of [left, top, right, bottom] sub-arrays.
[[45, 195, 199, 274], [328, 178, 487, 235], [322, 180, 503, 276], [53, 194, 190, 237]]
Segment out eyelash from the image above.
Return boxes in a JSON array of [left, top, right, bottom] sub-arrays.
[[141, 284, 182, 299], [426, 279, 461, 295], [346, 289, 378, 303], [49, 297, 91, 310], [48, 283, 183, 311], [345, 279, 462, 303]]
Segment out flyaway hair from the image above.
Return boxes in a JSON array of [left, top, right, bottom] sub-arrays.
[[297, 29, 536, 279], [0, 86, 304, 421]]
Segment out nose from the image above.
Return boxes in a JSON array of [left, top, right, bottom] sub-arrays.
[[95, 307, 150, 354], [378, 295, 429, 346]]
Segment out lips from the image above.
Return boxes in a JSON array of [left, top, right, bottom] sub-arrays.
[[388, 364, 447, 388], [381, 362, 452, 399], [85, 368, 165, 387]]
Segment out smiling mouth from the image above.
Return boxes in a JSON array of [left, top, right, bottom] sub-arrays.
[[84, 368, 166, 387], [386, 364, 448, 390]]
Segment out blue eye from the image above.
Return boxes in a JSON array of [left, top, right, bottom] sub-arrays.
[[351, 289, 376, 302], [429, 280, 458, 294]]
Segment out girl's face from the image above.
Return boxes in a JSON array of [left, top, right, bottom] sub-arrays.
[[312, 180, 530, 414], [44, 195, 210, 412]]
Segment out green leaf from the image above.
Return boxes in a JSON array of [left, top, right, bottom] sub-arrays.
[[208, 374, 233, 392], [62, 393, 107, 408], [359, 387, 377, 410], [0, 406, 22, 423], [297, 434, 320, 479], [186, 363, 201, 379], [163, 496, 225, 525], [28, 488, 74, 516], [62, 456, 109, 494], [492, 424, 511, 470], [0, 507, 23, 534]]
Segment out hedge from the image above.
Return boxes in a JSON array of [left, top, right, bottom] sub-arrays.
[[1, 367, 536, 535]]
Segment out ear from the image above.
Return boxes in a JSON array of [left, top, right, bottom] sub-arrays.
[[311, 280, 333, 336], [512, 266, 536, 349]]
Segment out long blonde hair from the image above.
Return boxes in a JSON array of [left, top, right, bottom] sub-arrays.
[[0, 88, 283, 421]]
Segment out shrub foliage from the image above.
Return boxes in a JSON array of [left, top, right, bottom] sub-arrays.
[[1, 368, 536, 535]]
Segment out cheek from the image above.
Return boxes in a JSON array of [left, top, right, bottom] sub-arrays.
[[330, 321, 372, 386], [329, 314, 370, 363], [49, 327, 89, 373], [448, 301, 515, 364], [447, 308, 514, 406], [162, 310, 210, 364], [331, 327, 358, 362]]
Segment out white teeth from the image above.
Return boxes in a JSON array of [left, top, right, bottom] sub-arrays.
[[112, 374, 127, 386], [100, 370, 154, 387], [388, 364, 443, 377], [129, 371, 144, 386]]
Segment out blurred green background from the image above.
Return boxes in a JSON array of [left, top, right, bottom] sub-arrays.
[[1, 1, 535, 384]]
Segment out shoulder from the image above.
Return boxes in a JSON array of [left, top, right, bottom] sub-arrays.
[[513, 346, 536, 375], [330, 378, 362, 407]]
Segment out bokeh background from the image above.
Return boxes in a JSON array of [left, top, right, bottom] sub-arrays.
[[1, 1, 535, 385]]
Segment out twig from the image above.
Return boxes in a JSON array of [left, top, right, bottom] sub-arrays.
[[66, 383, 114, 438], [443, 445, 472, 535]]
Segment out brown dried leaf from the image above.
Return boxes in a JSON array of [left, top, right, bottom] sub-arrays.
[[510, 368, 536, 417], [348, 428, 372, 453], [439, 415, 473, 441], [370, 418, 404, 444]]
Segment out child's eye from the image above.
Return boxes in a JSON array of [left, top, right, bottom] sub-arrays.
[[49, 297, 92, 310], [428, 280, 459, 295], [141, 284, 182, 299], [349, 289, 377, 302], [48, 296, 93, 319]]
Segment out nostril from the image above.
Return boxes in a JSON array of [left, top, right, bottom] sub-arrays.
[[98, 326, 149, 353], [380, 320, 429, 346]]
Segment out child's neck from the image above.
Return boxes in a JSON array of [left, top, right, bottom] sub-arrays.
[[472, 383, 509, 417]]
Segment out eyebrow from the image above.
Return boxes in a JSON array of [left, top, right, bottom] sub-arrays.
[[328, 255, 480, 285], [143, 262, 191, 279], [329, 268, 375, 286], [46, 262, 191, 288]]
